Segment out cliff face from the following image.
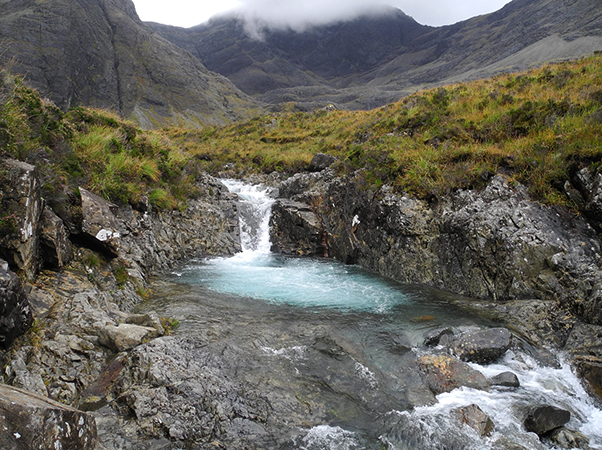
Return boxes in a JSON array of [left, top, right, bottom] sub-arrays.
[[150, 0, 602, 110], [0, 0, 261, 127]]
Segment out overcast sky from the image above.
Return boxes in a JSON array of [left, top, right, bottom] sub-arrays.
[[133, 0, 513, 29]]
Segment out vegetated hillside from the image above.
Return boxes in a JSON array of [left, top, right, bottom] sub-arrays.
[[0, 0, 261, 128], [150, 0, 602, 111], [167, 55, 602, 211], [0, 66, 203, 232]]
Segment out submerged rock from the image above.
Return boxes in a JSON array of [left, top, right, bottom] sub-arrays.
[[418, 354, 489, 395], [452, 404, 494, 436]]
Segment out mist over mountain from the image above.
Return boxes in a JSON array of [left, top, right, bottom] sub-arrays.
[[0, 0, 600, 125], [149, 0, 602, 111]]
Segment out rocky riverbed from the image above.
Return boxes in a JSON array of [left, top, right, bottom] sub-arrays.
[[1, 156, 602, 449]]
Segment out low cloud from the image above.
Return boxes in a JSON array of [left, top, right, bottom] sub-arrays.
[[223, 0, 512, 37]]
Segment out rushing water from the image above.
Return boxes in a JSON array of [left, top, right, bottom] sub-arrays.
[[157, 180, 602, 449]]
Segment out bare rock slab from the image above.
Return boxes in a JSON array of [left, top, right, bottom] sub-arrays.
[[0, 383, 100, 449]]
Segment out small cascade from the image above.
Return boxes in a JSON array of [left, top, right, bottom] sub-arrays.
[[221, 179, 275, 254]]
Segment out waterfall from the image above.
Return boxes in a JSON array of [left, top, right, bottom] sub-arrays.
[[221, 179, 275, 254]]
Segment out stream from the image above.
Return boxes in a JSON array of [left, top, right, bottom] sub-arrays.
[[135, 180, 602, 450]]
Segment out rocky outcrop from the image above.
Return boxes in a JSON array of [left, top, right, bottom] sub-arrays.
[[0, 259, 32, 349], [0, 383, 101, 449], [272, 172, 602, 325], [0, 159, 43, 279], [0, 165, 242, 444]]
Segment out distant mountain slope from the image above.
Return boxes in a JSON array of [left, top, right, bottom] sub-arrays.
[[149, 0, 602, 110], [0, 0, 261, 127]]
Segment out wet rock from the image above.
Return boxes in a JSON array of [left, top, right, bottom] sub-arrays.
[[79, 355, 128, 411], [575, 357, 602, 400], [0, 159, 43, 278], [80, 187, 124, 255], [309, 153, 337, 172], [0, 259, 33, 349], [40, 206, 72, 268], [524, 405, 571, 436], [418, 354, 489, 395], [0, 383, 101, 449], [424, 327, 453, 346], [270, 199, 326, 256], [490, 437, 533, 450], [452, 327, 512, 364], [489, 371, 520, 388], [380, 331, 412, 354], [97, 323, 159, 352], [452, 404, 494, 436], [547, 427, 591, 449]]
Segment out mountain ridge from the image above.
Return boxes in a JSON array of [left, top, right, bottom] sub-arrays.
[[0, 0, 261, 127], [149, 0, 602, 111]]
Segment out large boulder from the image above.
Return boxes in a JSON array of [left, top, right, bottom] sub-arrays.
[[452, 328, 512, 364], [0, 383, 101, 449], [79, 187, 124, 256], [0, 259, 33, 349], [524, 405, 571, 436]]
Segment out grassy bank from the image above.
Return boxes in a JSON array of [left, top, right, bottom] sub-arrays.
[[168, 55, 602, 206], [0, 69, 197, 211], [2, 55, 602, 213]]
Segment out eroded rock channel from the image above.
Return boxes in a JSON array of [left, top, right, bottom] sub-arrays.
[[2, 165, 602, 449]]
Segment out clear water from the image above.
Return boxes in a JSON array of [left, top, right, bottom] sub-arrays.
[[175, 254, 411, 313], [162, 179, 602, 450], [176, 179, 412, 313]]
